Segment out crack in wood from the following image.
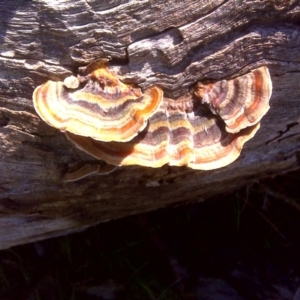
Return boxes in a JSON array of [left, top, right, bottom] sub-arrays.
[[266, 122, 300, 145]]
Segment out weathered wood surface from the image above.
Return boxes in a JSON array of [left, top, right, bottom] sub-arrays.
[[0, 0, 300, 250]]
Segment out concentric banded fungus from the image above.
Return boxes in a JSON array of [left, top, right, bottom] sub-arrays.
[[33, 61, 272, 177], [65, 95, 260, 170], [33, 59, 163, 142], [194, 66, 272, 133]]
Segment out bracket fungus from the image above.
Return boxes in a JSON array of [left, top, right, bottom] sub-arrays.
[[65, 96, 261, 170], [33, 59, 163, 142], [32, 61, 272, 179], [194, 66, 272, 133]]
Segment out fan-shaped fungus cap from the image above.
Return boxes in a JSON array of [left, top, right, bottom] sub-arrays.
[[33, 59, 163, 142], [194, 66, 272, 133], [65, 96, 260, 170]]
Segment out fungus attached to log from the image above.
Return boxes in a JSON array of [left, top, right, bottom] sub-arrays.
[[194, 66, 272, 133], [33, 61, 272, 178], [65, 95, 261, 170], [33, 59, 163, 142]]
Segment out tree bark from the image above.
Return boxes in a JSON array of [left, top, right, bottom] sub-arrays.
[[0, 0, 299, 249]]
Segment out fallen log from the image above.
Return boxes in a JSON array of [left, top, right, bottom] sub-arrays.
[[0, 0, 299, 249]]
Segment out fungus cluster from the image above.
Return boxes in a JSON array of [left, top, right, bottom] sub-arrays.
[[33, 60, 272, 178]]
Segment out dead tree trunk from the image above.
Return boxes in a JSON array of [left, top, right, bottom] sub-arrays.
[[0, 0, 299, 249]]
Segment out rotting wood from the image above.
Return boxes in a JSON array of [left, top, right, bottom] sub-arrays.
[[0, 0, 300, 249]]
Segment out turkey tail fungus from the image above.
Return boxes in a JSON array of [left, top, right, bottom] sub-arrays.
[[33, 61, 272, 181], [194, 66, 272, 133], [33, 59, 163, 142], [65, 95, 261, 170]]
